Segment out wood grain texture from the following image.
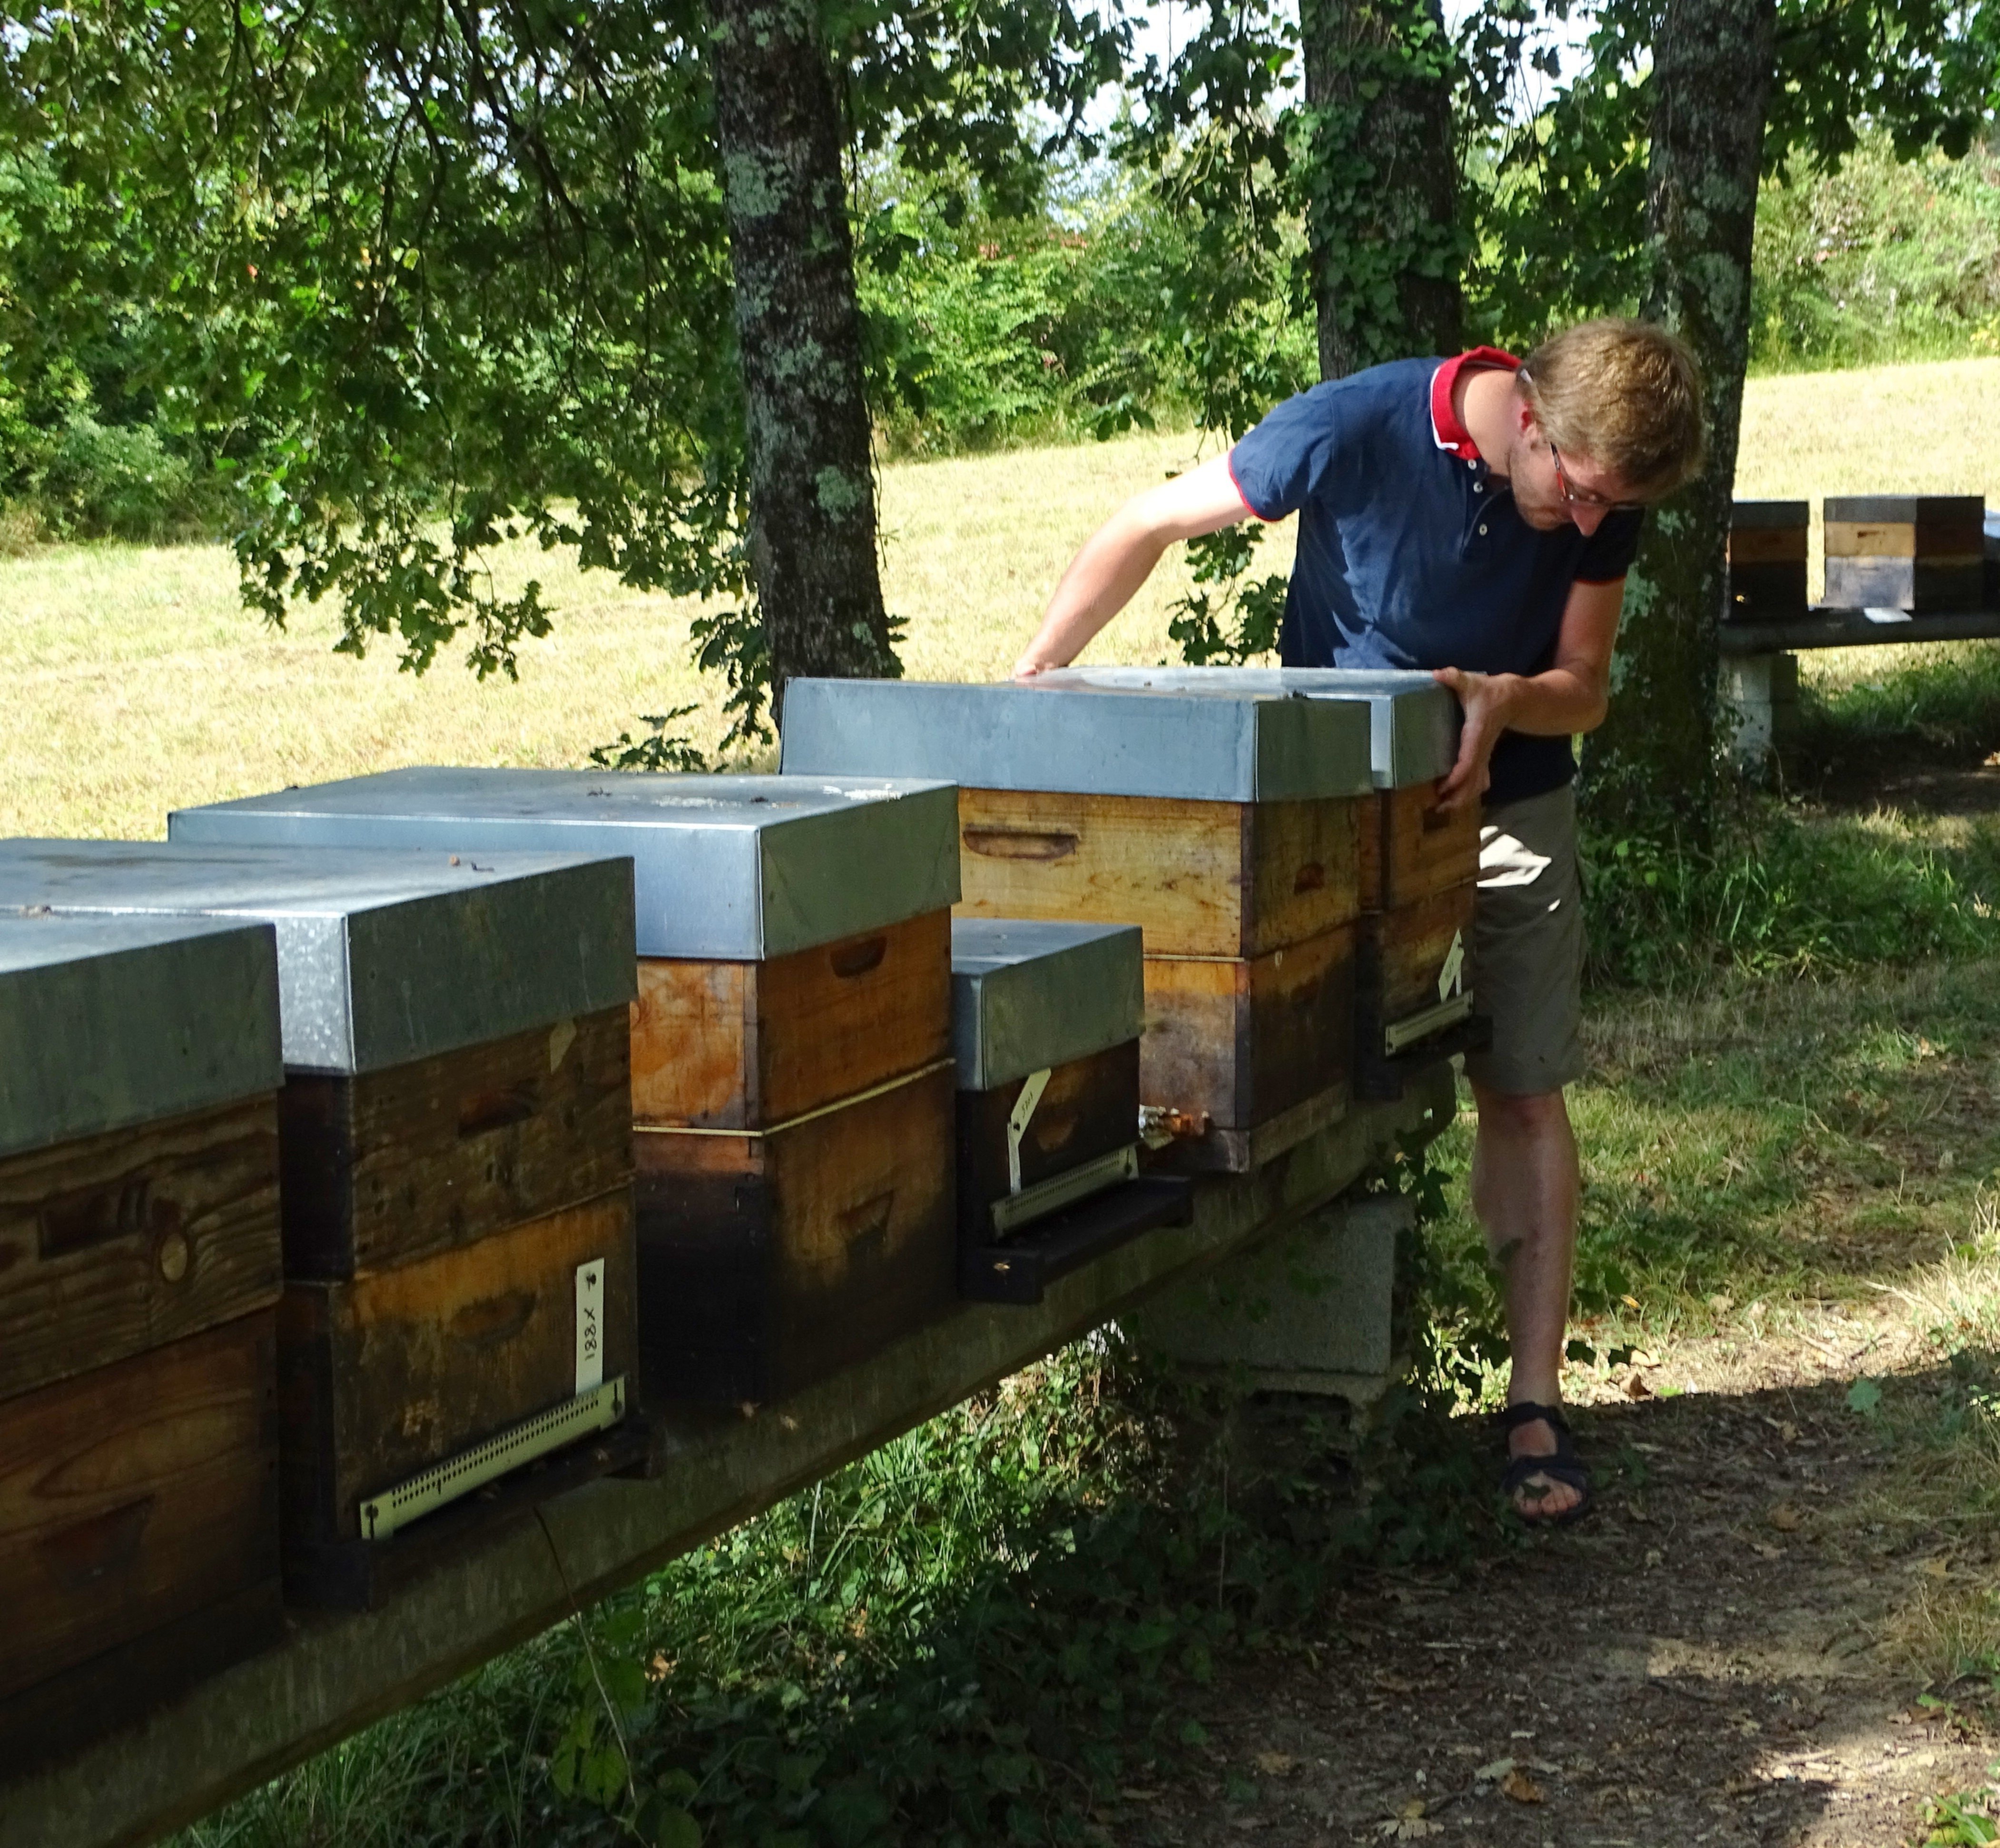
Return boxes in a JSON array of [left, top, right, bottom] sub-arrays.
[[280, 1008, 633, 1280], [1725, 525, 1807, 565], [1357, 784, 1480, 912], [631, 910, 950, 1129], [1824, 519, 1984, 559], [0, 1098, 282, 1403], [956, 788, 1359, 958], [1140, 925, 1354, 1131], [1358, 885, 1477, 1034], [0, 1311, 279, 1707], [632, 1063, 956, 1404], [956, 1041, 1140, 1239], [279, 1189, 639, 1548]]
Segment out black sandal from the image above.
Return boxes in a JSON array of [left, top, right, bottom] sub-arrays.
[[1498, 1401, 1593, 1527]]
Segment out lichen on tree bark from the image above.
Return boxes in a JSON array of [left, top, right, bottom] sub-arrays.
[[1581, 0, 1779, 839], [709, 0, 898, 715]]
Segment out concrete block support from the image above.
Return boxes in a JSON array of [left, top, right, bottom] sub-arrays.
[[1719, 651, 1800, 767], [1129, 1192, 1410, 1402]]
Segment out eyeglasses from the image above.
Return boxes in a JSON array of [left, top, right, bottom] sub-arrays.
[[1548, 441, 1646, 515]]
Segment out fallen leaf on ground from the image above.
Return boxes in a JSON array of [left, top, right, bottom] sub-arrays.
[[1750, 1541, 1785, 1561], [1500, 1769, 1547, 1804], [1918, 1556, 1951, 1578], [1768, 1502, 1802, 1532], [1475, 1758, 1515, 1782], [1624, 1373, 1653, 1400], [1118, 1788, 1160, 1801], [1252, 1751, 1297, 1776]]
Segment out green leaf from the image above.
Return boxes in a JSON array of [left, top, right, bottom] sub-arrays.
[[1847, 1378, 1884, 1416]]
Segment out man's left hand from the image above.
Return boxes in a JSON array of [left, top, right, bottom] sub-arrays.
[[1432, 666, 1518, 814]]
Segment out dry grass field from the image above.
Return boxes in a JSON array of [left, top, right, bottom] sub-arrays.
[[2, 356, 1996, 840]]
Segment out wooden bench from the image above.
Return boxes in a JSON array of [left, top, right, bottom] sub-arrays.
[[1719, 505, 2000, 765]]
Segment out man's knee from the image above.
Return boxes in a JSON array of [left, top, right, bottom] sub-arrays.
[[1471, 1082, 1569, 1142]]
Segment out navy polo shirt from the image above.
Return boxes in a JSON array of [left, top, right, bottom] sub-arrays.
[[1229, 349, 1643, 808]]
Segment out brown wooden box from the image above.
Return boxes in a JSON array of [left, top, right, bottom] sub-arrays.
[[1825, 496, 1986, 612], [278, 1006, 634, 1281], [278, 1188, 639, 1577], [631, 911, 951, 1129], [1726, 512, 1809, 623], [956, 788, 1360, 958], [0, 1311, 282, 1776], [1357, 783, 1480, 913], [633, 1061, 956, 1405], [956, 1040, 1139, 1242], [0, 1096, 283, 1403], [1357, 886, 1478, 1096], [1142, 924, 1354, 1151]]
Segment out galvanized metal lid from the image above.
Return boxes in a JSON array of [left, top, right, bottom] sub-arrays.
[[779, 677, 1375, 801], [951, 917, 1144, 1092], [0, 840, 636, 1075], [171, 769, 960, 961], [1033, 665, 1460, 789], [0, 911, 283, 1158]]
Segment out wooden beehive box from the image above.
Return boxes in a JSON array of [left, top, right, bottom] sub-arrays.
[[172, 770, 965, 1408], [0, 912, 286, 1774], [1726, 501, 1809, 623], [780, 675, 1378, 1170], [0, 840, 642, 1608], [1824, 495, 1986, 612], [949, 919, 1189, 1301]]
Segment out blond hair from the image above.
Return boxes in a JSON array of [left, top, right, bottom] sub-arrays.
[[1518, 317, 1706, 501]]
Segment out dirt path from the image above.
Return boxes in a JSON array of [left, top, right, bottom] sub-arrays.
[[1118, 1326, 1992, 1848]]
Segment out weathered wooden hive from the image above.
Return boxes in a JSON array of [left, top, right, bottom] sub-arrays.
[[0, 840, 640, 1609], [1726, 501, 1809, 623], [780, 675, 1380, 1169], [0, 910, 285, 1770], [1824, 495, 1987, 612], [171, 770, 964, 1406], [1034, 667, 1482, 1100], [950, 918, 1188, 1302]]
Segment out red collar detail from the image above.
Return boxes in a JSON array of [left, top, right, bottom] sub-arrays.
[[1429, 346, 1520, 461]]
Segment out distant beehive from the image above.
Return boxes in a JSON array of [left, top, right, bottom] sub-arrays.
[[0, 912, 285, 1775], [172, 771, 964, 1409], [1824, 495, 1986, 612], [1726, 501, 1809, 623], [0, 840, 641, 1610]]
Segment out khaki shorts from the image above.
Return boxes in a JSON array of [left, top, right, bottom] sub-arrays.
[[1461, 782, 1586, 1097]]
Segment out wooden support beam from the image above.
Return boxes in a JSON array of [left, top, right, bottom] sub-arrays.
[[0, 1072, 1455, 1848]]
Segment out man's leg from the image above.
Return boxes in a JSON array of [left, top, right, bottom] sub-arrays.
[[1461, 782, 1588, 1521], [1469, 1080, 1581, 1519]]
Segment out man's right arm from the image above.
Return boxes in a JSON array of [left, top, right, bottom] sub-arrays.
[[1012, 451, 1257, 678]]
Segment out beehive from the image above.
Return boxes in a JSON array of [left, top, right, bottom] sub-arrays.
[[0, 912, 285, 1773], [171, 771, 963, 1406], [949, 918, 1186, 1300], [1725, 501, 1809, 623], [0, 840, 641, 1607], [1824, 495, 1986, 612], [780, 676, 1377, 1169]]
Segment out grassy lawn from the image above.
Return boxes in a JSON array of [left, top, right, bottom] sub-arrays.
[[14, 356, 2000, 1845], [4, 355, 1998, 840]]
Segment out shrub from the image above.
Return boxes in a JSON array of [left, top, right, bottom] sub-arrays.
[[30, 411, 211, 542]]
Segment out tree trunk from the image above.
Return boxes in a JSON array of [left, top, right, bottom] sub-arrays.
[[1299, 0, 1462, 380], [709, 0, 897, 713], [1580, 0, 1778, 836]]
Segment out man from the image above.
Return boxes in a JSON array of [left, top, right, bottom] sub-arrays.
[[1012, 317, 1706, 1524]]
